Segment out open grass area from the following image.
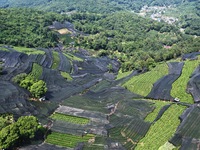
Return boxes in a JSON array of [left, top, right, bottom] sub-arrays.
[[29, 63, 43, 79], [145, 100, 171, 123], [123, 63, 168, 96], [46, 132, 94, 148], [60, 71, 73, 81], [50, 113, 90, 125], [171, 59, 200, 104], [64, 53, 83, 61], [52, 51, 60, 69], [13, 46, 45, 55], [135, 104, 186, 150]]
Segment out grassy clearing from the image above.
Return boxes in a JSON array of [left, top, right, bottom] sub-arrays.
[[117, 70, 132, 80], [13, 46, 45, 55], [135, 104, 186, 150], [123, 63, 168, 96], [171, 59, 200, 104], [52, 51, 60, 69], [64, 53, 83, 61], [29, 63, 43, 79], [50, 113, 90, 125], [60, 71, 73, 81], [145, 100, 171, 123], [46, 132, 94, 148]]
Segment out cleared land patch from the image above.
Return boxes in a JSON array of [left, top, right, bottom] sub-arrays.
[[135, 104, 186, 150], [57, 28, 71, 34], [123, 63, 168, 96], [50, 112, 90, 125], [46, 132, 94, 148], [171, 59, 200, 104]]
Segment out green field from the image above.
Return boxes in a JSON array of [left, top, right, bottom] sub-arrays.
[[13, 46, 45, 55], [145, 100, 170, 123], [29, 63, 43, 79], [123, 63, 168, 96], [52, 51, 60, 69], [171, 59, 200, 104], [60, 71, 73, 81], [50, 113, 90, 125], [46, 132, 94, 148], [135, 104, 186, 150]]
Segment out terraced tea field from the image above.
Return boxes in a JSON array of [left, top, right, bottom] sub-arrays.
[[123, 63, 168, 96], [171, 60, 200, 104], [135, 104, 186, 150], [50, 113, 90, 125], [13, 46, 45, 55], [145, 100, 170, 122], [52, 51, 60, 69], [46, 132, 94, 148]]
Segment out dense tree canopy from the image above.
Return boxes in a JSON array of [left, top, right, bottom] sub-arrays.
[[30, 80, 47, 98], [0, 116, 43, 149], [0, 8, 65, 48], [0, 0, 192, 13], [12, 73, 47, 98]]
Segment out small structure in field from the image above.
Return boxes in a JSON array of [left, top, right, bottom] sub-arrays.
[[39, 96, 46, 102], [174, 97, 180, 102]]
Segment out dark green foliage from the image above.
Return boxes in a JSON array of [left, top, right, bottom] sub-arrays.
[[182, 18, 200, 36], [13, 72, 47, 98], [0, 116, 44, 149], [29, 80, 47, 98], [0, 114, 13, 130], [0, 8, 65, 48], [20, 76, 35, 90], [12, 73, 28, 84]]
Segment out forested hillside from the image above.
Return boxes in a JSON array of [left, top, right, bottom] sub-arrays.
[[0, 8, 199, 72], [0, 0, 197, 13], [70, 12, 200, 71], [0, 8, 67, 47]]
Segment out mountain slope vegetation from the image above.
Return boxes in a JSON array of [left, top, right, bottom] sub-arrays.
[[0, 0, 200, 149]]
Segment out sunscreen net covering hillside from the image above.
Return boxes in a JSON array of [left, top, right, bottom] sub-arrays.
[[147, 62, 184, 100], [187, 65, 200, 102], [19, 143, 69, 150], [0, 81, 37, 118], [170, 105, 200, 149], [182, 52, 200, 60], [58, 52, 72, 72]]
